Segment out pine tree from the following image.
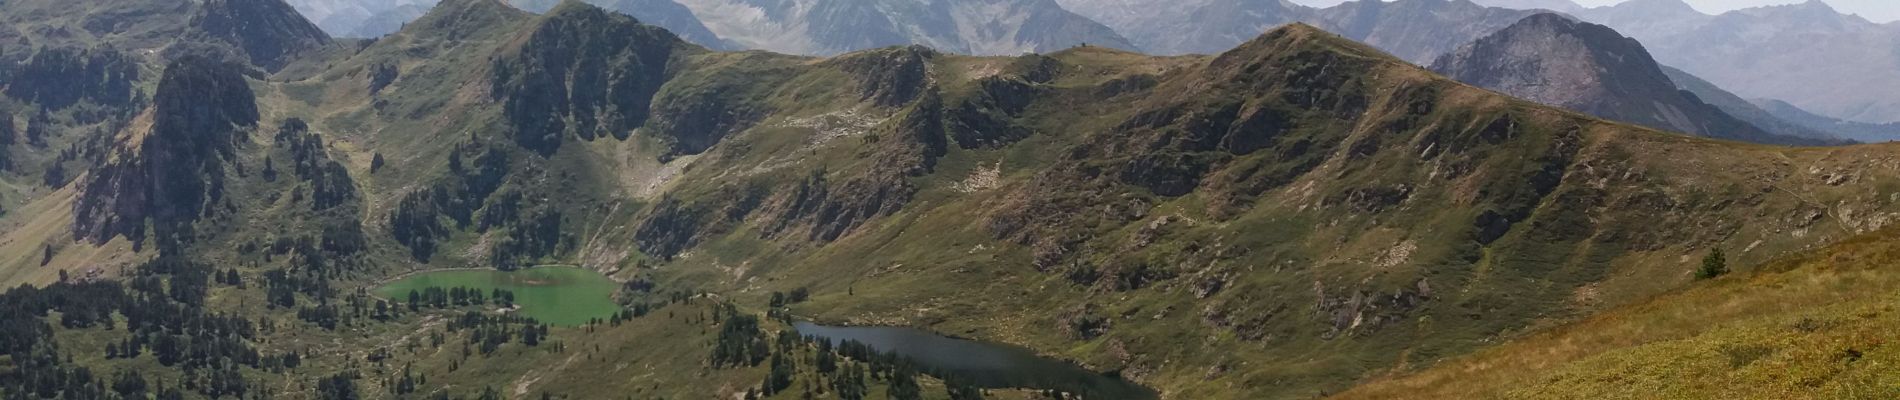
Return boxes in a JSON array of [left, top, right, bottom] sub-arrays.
[[887, 364, 923, 400], [1697, 248, 1729, 279]]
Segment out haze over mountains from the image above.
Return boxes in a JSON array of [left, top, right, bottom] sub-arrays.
[[1474, 0, 1900, 126], [1056, 0, 1541, 62], [1429, 13, 1833, 145], [292, 0, 1136, 56], [279, 0, 1900, 130]]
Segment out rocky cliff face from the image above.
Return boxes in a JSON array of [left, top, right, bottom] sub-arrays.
[[73, 56, 258, 250], [1430, 13, 1817, 145], [489, 1, 692, 154], [176, 0, 334, 71], [3, 46, 142, 110]]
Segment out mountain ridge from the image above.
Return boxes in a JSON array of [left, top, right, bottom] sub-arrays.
[[7, 1, 1900, 399], [1430, 13, 1827, 145]]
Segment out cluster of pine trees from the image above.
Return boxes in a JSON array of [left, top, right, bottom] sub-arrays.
[[387, 143, 512, 262], [445, 311, 549, 354], [0, 257, 288, 399], [406, 286, 518, 311]]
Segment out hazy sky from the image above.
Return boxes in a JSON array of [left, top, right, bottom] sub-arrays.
[[1290, 0, 1899, 23]]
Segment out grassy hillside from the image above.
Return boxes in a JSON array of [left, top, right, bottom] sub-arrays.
[[1334, 225, 1900, 399], [9, 0, 1900, 399]]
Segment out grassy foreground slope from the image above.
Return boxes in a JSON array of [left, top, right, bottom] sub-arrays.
[[1335, 226, 1900, 399]]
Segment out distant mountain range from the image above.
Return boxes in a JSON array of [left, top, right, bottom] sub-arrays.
[[289, 0, 1135, 56], [285, 0, 439, 38], [1059, 0, 1539, 62], [277, 0, 1900, 134], [1658, 65, 1844, 143], [1430, 13, 1835, 145], [1475, 0, 1900, 126], [667, 0, 1135, 56], [1469, 0, 1581, 13], [510, 0, 733, 50], [1756, 99, 1900, 143]]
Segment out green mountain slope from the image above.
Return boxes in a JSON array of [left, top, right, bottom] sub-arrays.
[[9, 0, 1900, 399]]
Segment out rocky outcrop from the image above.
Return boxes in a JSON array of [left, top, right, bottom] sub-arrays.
[[642, 64, 773, 156], [3, 46, 141, 110], [1430, 13, 1822, 145], [945, 54, 1060, 149], [634, 185, 767, 260], [73, 56, 258, 250], [176, 0, 333, 71], [753, 84, 949, 243], [490, 1, 689, 154], [828, 46, 937, 108]]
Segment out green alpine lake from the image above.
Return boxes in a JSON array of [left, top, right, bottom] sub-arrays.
[[374, 266, 620, 326]]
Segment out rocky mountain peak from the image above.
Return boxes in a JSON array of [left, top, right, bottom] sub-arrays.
[[404, 0, 532, 39], [1431, 13, 1816, 145], [828, 45, 940, 108], [490, 0, 690, 154], [184, 0, 333, 71], [73, 55, 259, 249], [1732, 0, 1859, 27], [1212, 23, 1388, 68]]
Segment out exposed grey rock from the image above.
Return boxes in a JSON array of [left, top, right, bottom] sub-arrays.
[[1574, 0, 1900, 124], [1431, 13, 1826, 145]]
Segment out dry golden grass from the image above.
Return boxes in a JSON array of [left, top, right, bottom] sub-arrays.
[[1335, 228, 1900, 399]]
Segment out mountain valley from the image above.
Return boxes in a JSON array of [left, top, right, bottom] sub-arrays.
[[1, 0, 1900, 399]]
